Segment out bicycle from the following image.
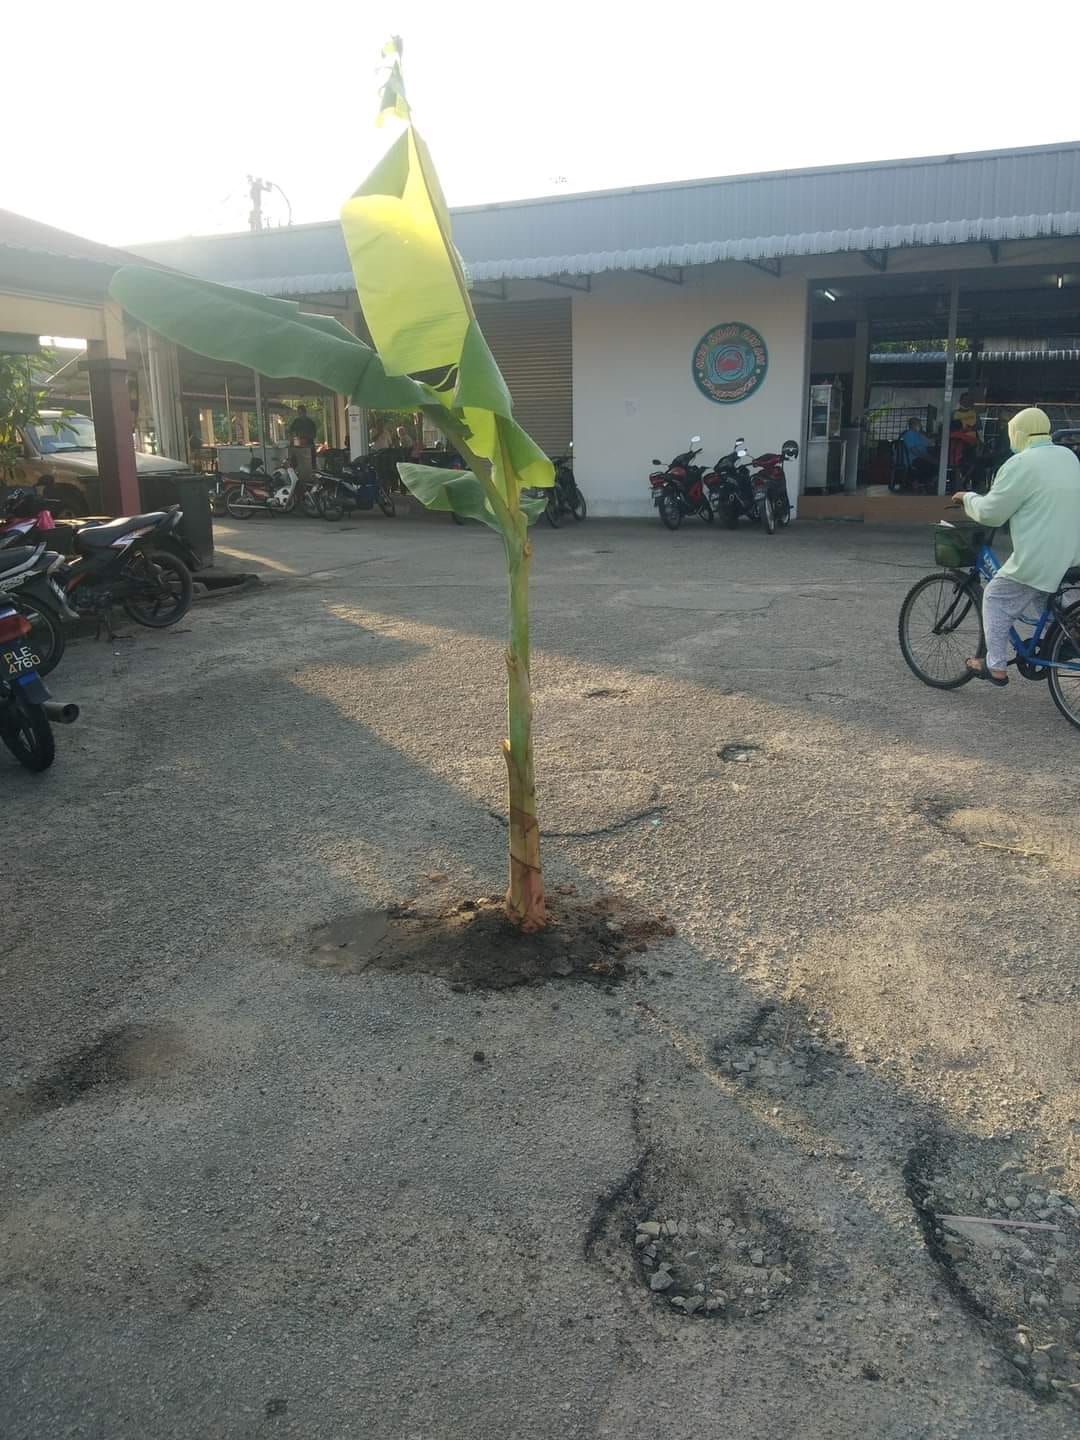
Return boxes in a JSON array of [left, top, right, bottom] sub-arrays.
[[898, 521, 1080, 730]]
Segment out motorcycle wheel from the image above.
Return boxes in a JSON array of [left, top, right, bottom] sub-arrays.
[[569, 487, 587, 521], [660, 494, 682, 531], [225, 485, 258, 520], [761, 495, 776, 535], [122, 548, 193, 628], [7, 594, 66, 678], [701, 501, 715, 523], [723, 503, 739, 530], [545, 493, 561, 528], [320, 491, 345, 522], [377, 488, 396, 517], [0, 695, 55, 773], [775, 493, 792, 527], [301, 489, 322, 518]]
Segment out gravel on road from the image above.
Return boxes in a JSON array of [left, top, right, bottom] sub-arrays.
[[2, 514, 1078, 1440]]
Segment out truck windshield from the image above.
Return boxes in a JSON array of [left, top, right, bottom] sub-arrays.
[[26, 416, 97, 454]]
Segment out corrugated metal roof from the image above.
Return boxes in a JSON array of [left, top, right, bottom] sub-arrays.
[[0, 208, 161, 302], [871, 348, 1080, 363], [132, 141, 1080, 292]]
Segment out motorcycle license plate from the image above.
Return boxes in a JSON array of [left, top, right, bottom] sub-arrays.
[[2, 643, 40, 677]]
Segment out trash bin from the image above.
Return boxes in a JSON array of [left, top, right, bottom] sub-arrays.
[[138, 471, 214, 567]]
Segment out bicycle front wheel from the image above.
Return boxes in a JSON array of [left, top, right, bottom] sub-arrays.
[[898, 572, 983, 688], [1047, 601, 1080, 731]]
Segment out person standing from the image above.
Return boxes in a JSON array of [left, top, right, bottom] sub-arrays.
[[288, 403, 318, 482], [954, 407, 1080, 684]]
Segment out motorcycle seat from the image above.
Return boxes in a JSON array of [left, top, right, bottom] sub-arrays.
[[75, 513, 169, 549], [0, 545, 45, 578]]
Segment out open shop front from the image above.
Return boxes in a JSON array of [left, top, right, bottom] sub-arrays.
[[804, 246, 1080, 520]]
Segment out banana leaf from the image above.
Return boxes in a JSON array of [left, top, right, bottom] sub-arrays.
[[109, 267, 428, 412], [398, 463, 548, 530]]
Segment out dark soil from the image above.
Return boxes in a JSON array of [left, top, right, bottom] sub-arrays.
[[306, 891, 675, 990], [0, 1023, 185, 1136]]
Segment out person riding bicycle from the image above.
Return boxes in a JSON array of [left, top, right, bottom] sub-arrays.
[[952, 407, 1080, 684]]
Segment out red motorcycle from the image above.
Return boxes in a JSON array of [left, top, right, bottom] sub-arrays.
[[648, 437, 713, 530], [705, 439, 799, 534], [0, 489, 60, 551]]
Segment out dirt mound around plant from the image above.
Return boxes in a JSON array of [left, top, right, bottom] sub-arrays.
[[306, 891, 675, 990]]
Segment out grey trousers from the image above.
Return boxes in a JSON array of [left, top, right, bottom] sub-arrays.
[[982, 574, 1047, 671]]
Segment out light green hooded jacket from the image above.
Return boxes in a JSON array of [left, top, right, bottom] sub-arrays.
[[962, 408, 1080, 591]]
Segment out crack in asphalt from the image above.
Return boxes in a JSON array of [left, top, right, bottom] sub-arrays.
[[487, 804, 666, 839]]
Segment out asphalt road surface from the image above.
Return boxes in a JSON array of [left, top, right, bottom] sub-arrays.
[[2, 512, 1078, 1439]]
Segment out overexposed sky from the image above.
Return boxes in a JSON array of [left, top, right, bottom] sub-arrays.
[[8, 0, 1078, 249]]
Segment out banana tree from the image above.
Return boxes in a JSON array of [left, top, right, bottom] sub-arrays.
[[110, 39, 554, 931]]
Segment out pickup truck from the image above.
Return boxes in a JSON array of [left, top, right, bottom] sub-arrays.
[[10, 410, 190, 516]]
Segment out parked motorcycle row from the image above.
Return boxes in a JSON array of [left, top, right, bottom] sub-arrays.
[[209, 452, 396, 522], [0, 488, 199, 774], [394, 442, 587, 528], [649, 436, 800, 534]]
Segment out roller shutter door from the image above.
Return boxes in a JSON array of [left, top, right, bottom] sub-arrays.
[[476, 298, 572, 458]]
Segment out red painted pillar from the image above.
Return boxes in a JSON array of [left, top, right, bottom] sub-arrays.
[[88, 353, 140, 516]]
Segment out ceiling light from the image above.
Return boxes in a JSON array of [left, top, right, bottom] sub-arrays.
[[822, 289, 838, 303], [1057, 273, 1065, 289]]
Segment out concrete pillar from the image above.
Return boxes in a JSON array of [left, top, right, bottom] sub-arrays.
[[937, 276, 960, 497], [851, 300, 871, 422], [87, 346, 140, 515], [332, 392, 348, 450]]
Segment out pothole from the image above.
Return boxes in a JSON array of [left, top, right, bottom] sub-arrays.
[[634, 1212, 797, 1319], [708, 1003, 836, 1094], [305, 893, 675, 990], [584, 687, 630, 700], [915, 797, 1080, 874], [0, 1023, 186, 1136], [586, 1150, 803, 1323], [718, 742, 764, 764], [905, 1132, 1080, 1402]]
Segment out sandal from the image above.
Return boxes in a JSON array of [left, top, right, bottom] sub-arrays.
[[966, 659, 1008, 687]]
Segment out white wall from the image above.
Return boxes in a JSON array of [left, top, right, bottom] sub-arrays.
[[572, 265, 809, 517]]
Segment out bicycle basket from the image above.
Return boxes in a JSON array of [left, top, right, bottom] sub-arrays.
[[934, 523, 987, 569]]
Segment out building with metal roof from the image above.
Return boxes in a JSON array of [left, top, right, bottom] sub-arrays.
[[136, 142, 1080, 294], [133, 142, 1080, 517]]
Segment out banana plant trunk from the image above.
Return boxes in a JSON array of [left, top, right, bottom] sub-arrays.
[[504, 526, 545, 931]]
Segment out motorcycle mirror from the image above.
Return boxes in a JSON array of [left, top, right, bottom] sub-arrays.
[[690, 435, 701, 445], [652, 458, 662, 465]]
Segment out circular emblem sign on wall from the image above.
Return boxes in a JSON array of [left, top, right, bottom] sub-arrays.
[[692, 322, 768, 404]]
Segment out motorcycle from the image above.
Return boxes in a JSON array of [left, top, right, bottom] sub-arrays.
[[0, 491, 60, 550], [0, 542, 71, 677], [2, 485, 202, 574], [543, 443, 587, 527], [649, 437, 712, 530], [705, 439, 798, 534], [224, 455, 307, 519], [312, 457, 396, 521], [0, 597, 79, 773], [2, 506, 195, 643]]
